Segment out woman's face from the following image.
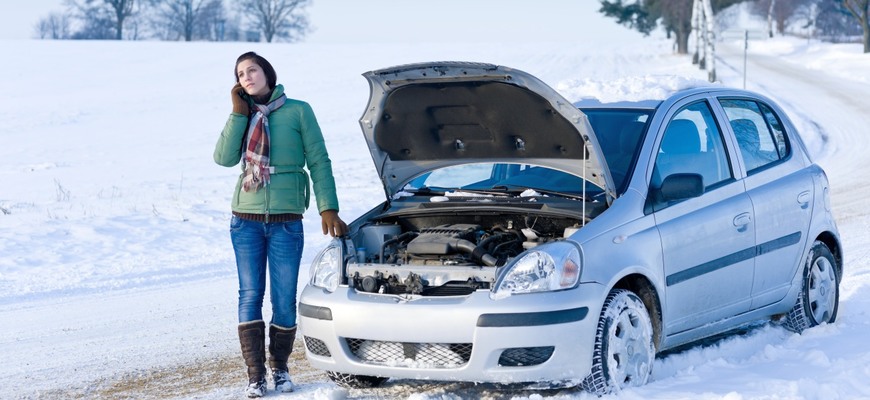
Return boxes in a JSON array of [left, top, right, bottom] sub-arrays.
[[236, 59, 269, 97]]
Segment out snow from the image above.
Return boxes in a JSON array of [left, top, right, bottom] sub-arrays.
[[2, 15, 870, 400], [743, 35, 870, 85], [558, 75, 717, 103]]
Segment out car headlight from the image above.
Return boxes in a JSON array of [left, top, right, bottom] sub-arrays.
[[309, 239, 342, 292], [491, 242, 581, 299]]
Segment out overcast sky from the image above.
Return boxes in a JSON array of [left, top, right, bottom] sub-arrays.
[[0, 0, 639, 43]]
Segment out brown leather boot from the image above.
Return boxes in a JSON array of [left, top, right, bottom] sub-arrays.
[[238, 320, 267, 398], [268, 324, 297, 392]]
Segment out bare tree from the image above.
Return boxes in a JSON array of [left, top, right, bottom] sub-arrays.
[[654, 0, 695, 54], [768, 0, 778, 36], [839, 0, 870, 52], [600, 0, 745, 54], [751, 0, 813, 36], [235, 0, 311, 43], [198, 0, 228, 41], [148, 0, 224, 41], [68, 2, 115, 39], [206, 4, 238, 41], [105, 0, 136, 39], [815, 0, 862, 42], [35, 12, 72, 39], [691, 0, 717, 81], [67, 0, 138, 40]]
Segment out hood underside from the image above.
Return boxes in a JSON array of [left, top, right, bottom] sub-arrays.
[[359, 62, 613, 201]]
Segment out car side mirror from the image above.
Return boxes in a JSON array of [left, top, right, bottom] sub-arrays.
[[660, 173, 704, 201]]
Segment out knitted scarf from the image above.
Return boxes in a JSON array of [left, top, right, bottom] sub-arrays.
[[242, 94, 287, 192]]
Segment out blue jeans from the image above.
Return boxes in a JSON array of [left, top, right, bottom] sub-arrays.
[[230, 216, 304, 328]]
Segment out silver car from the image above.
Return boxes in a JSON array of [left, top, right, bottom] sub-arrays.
[[299, 62, 842, 394]]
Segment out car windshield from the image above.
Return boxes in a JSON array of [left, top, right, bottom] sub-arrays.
[[581, 109, 652, 193], [401, 163, 603, 200]]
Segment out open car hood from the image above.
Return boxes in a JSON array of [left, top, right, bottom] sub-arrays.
[[360, 62, 614, 202]]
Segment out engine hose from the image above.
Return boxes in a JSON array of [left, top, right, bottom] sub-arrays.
[[453, 239, 497, 267], [380, 231, 418, 263], [478, 231, 522, 252]]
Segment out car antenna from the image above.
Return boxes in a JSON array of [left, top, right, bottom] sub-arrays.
[[582, 142, 587, 227]]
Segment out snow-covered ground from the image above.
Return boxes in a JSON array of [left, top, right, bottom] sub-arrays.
[[2, 17, 870, 400]]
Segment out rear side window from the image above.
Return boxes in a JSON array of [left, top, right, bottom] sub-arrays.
[[718, 98, 790, 173]]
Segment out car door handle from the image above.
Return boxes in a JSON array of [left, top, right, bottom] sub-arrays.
[[797, 190, 811, 209], [733, 212, 752, 229]]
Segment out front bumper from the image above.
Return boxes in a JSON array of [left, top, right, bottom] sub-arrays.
[[298, 282, 606, 384]]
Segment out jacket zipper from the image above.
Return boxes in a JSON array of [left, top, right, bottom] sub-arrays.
[[264, 184, 270, 223]]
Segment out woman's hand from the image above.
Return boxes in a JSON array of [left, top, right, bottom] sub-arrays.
[[320, 210, 348, 237], [231, 83, 249, 116]]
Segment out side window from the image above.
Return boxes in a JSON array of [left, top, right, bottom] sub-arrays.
[[652, 101, 732, 192], [719, 98, 790, 173]]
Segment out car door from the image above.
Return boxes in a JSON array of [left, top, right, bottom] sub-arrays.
[[651, 99, 755, 334], [718, 98, 814, 308]]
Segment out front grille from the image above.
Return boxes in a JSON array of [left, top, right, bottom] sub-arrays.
[[304, 336, 331, 357], [498, 346, 555, 367], [421, 284, 479, 296], [346, 338, 472, 369], [367, 283, 483, 297]]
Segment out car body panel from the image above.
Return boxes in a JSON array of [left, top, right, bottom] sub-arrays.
[[746, 167, 814, 307], [655, 180, 755, 333]]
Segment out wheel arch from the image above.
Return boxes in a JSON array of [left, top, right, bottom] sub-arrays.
[[815, 231, 843, 280], [612, 273, 663, 351]]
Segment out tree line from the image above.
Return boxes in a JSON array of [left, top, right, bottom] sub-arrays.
[[599, 0, 870, 53], [34, 0, 311, 43]]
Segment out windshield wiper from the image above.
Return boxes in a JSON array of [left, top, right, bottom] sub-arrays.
[[489, 185, 587, 201], [450, 187, 513, 197], [405, 186, 586, 201], [403, 186, 445, 195]]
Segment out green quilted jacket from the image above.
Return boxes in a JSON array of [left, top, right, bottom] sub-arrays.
[[213, 84, 339, 216]]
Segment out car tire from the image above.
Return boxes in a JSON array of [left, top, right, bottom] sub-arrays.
[[326, 371, 388, 389], [581, 289, 654, 395], [783, 241, 839, 333]]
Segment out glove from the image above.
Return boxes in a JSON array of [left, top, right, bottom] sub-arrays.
[[231, 83, 250, 116], [321, 210, 348, 237]]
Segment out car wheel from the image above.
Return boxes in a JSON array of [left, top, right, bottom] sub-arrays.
[[326, 371, 388, 389], [783, 241, 839, 333], [581, 289, 655, 395]]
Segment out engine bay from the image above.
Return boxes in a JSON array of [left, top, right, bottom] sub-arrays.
[[345, 212, 584, 296]]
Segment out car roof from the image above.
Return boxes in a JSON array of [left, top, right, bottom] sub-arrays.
[[573, 85, 728, 110], [573, 98, 662, 110]]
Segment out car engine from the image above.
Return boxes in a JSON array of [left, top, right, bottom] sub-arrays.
[[346, 214, 582, 296]]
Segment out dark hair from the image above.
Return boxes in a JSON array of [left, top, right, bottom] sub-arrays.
[[234, 51, 277, 89]]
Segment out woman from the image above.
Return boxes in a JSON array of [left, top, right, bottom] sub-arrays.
[[214, 51, 347, 398]]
